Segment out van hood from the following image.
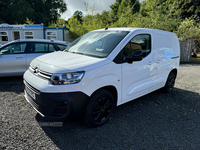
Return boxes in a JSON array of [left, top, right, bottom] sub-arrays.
[[31, 51, 111, 73]]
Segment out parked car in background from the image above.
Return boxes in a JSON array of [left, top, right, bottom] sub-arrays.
[[0, 39, 70, 77]]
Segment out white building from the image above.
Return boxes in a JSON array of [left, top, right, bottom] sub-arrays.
[[0, 23, 71, 45]]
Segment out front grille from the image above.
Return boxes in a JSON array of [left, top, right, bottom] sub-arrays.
[[24, 80, 40, 95], [29, 65, 52, 80], [25, 90, 44, 115]]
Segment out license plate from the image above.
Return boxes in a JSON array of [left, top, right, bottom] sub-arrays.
[[25, 86, 36, 100]]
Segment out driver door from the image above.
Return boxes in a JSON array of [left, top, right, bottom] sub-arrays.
[[121, 32, 155, 103]]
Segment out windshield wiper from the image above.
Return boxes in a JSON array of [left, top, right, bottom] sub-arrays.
[[66, 51, 105, 58], [69, 51, 84, 55]]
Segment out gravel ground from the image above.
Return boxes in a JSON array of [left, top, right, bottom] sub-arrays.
[[1, 60, 200, 150]]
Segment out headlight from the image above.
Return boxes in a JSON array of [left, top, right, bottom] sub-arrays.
[[50, 71, 85, 85]]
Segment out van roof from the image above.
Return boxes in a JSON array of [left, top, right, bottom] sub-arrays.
[[95, 27, 176, 35]]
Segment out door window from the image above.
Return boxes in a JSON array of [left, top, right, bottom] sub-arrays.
[[28, 43, 57, 53], [35, 43, 48, 53], [49, 44, 56, 52], [0, 43, 26, 54], [123, 34, 151, 60], [57, 44, 67, 50]]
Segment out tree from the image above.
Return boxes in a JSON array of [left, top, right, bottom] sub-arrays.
[[0, 0, 67, 26], [24, 18, 34, 25], [100, 10, 112, 26], [110, 0, 140, 22], [73, 11, 83, 23], [48, 16, 67, 27], [177, 0, 200, 22], [176, 18, 200, 40], [110, 0, 122, 22]]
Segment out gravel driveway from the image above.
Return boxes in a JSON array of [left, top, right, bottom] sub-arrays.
[[1, 61, 200, 150]]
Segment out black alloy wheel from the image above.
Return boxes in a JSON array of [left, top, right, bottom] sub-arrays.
[[92, 97, 112, 122], [85, 90, 115, 127]]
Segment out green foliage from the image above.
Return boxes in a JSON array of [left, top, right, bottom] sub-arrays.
[[177, 0, 200, 22], [48, 16, 67, 27], [67, 5, 107, 39], [24, 18, 34, 25], [176, 18, 200, 41], [110, 0, 140, 23], [0, 0, 67, 26], [73, 11, 83, 23], [66, 0, 200, 40]]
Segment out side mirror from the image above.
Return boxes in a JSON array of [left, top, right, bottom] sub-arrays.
[[127, 50, 143, 63], [132, 50, 143, 57]]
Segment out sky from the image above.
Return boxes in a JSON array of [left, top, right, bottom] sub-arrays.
[[61, 0, 141, 21]]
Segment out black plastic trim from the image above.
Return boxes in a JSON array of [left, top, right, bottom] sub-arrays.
[[113, 50, 124, 64], [171, 56, 179, 59], [24, 86, 90, 121]]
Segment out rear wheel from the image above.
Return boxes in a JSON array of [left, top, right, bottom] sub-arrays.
[[85, 90, 115, 127], [163, 72, 176, 93]]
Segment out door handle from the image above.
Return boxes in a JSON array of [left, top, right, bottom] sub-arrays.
[[156, 60, 161, 63], [147, 62, 153, 65], [16, 56, 23, 59]]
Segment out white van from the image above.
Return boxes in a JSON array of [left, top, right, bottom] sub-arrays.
[[24, 28, 180, 127]]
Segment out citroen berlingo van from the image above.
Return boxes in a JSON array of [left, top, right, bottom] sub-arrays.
[[24, 28, 180, 127]]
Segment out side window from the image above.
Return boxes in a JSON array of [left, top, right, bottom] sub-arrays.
[[49, 44, 56, 52], [123, 34, 151, 60], [28, 43, 57, 53], [57, 44, 67, 50], [35, 43, 48, 53], [0, 43, 26, 54]]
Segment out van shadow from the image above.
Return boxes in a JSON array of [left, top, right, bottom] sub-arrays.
[[36, 88, 200, 150], [0, 76, 23, 94]]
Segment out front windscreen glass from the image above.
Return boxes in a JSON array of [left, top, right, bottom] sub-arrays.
[[64, 30, 129, 58]]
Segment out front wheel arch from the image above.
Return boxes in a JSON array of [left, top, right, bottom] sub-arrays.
[[89, 85, 118, 106]]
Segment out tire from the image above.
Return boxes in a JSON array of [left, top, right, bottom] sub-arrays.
[[163, 72, 176, 93], [85, 90, 115, 127]]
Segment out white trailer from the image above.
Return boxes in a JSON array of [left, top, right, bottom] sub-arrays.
[[0, 23, 71, 45]]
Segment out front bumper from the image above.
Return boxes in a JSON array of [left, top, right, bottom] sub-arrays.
[[24, 80, 89, 121]]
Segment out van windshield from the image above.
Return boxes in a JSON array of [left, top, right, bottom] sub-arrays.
[[64, 31, 129, 58]]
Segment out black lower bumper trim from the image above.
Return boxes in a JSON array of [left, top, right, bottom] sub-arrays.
[[24, 86, 90, 121]]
